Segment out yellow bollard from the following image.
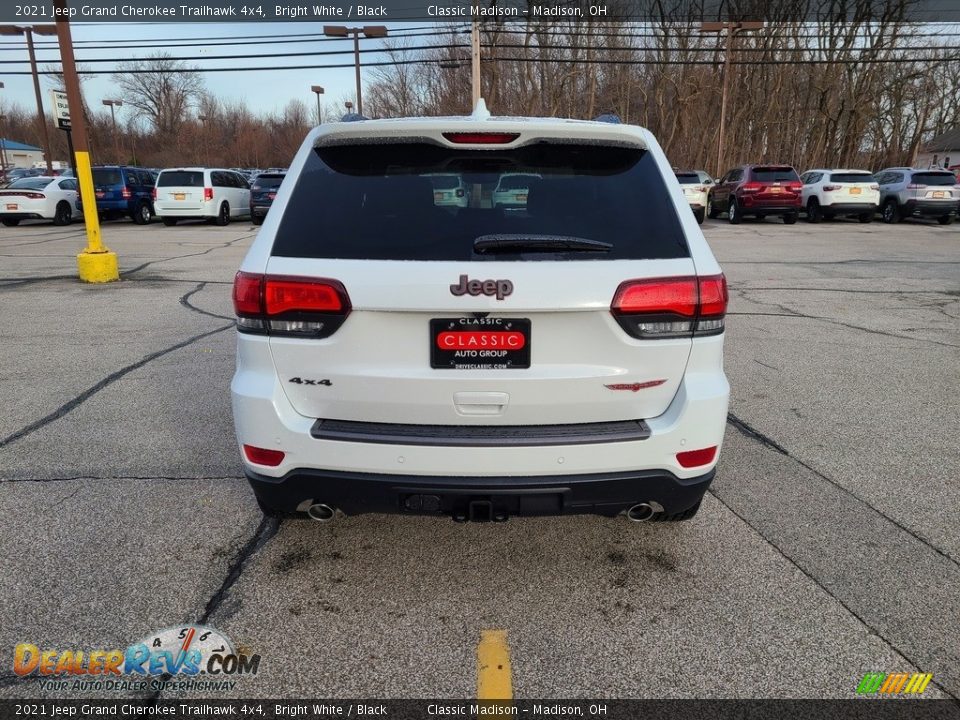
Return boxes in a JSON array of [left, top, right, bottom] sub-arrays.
[[74, 149, 118, 283]]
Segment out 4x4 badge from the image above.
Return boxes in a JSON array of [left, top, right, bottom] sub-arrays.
[[450, 274, 513, 300]]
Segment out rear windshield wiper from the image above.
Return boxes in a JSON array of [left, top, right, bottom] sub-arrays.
[[473, 235, 613, 254]]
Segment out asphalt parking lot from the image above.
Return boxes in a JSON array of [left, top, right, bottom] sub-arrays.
[[1, 215, 958, 700]]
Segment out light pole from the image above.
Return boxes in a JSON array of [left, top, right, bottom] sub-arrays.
[[701, 21, 764, 177], [0, 24, 57, 174], [0, 83, 8, 177], [310, 85, 324, 125], [54, 0, 117, 283], [322, 25, 387, 116], [102, 99, 122, 163], [198, 114, 209, 165]]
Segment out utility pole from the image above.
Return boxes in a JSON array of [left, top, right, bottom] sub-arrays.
[[471, 22, 481, 106], [102, 99, 122, 163], [0, 82, 8, 177], [311, 85, 324, 125], [701, 21, 764, 177], [0, 25, 57, 174], [323, 26, 387, 117], [198, 114, 209, 165], [54, 0, 118, 283]]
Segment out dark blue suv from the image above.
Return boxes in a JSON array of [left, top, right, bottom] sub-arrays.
[[92, 166, 157, 224], [249, 172, 285, 226]]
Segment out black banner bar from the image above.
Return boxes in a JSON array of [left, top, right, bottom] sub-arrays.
[[1, 700, 960, 720]]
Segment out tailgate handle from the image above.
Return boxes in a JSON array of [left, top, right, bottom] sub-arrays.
[[454, 392, 508, 416]]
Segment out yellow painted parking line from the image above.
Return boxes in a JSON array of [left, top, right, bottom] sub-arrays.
[[477, 629, 513, 700]]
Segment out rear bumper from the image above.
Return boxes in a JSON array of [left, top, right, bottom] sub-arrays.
[[821, 202, 877, 213], [96, 199, 134, 213], [739, 198, 801, 211], [0, 211, 46, 220], [247, 466, 715, 518], [902, 200, 959, 216], [251, 204, 272, 217]]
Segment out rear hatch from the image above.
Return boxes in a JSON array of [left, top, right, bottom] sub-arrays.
[[254, 136, 711, 426], [824, 172, 879, 203], [251, 173, 284, 206], [908, 171, 958, 202], [675, 172, 707, 202], [156, 170, 206, 210], [0, 178, 50, 210], [746, 166, 801, 203], [92, 167, 125, 205]]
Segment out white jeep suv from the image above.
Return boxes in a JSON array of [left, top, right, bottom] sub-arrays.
[[799, 169, 880, 223], [231, 106, 730, 523]]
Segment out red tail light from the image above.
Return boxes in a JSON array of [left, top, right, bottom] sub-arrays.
[[823, 185, 840, 192], [267, 192, 276, 200], [741, 182, 762, 192], [233, 272, 351, 337], [906, 184, 926, 190], [442, 132, 520, 144], [786, 181, 803, 191], [611, 274, 727, 339], [203, 187, 214, 201], [151, 187, 157, 200], [121, 186, 132, 199], [243, 444, 285, 467], [677, 446, 718, 468]]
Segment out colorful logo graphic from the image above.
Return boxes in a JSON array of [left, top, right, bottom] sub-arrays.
[[14, 625, 260, 679], [857, 672, 933, 695]]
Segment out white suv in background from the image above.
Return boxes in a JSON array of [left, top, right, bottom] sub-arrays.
[[799, 169, 879, 223], [674, 170, 714, 224], [154, 168, 251, 226], [231, 107, 730, 524]]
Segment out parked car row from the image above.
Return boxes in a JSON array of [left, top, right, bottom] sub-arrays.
[[675, 164, 959, 226], [0, 164, 289, 227]]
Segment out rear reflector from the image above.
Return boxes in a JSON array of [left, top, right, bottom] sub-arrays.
[[442, 132, 520, 145], [677, 446, 718, 468], [611, 274, 727, 339], [243, 444, 285, 467], [233, 272, 350, 338]]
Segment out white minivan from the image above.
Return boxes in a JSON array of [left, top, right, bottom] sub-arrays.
[[153, 168, 251, 226]]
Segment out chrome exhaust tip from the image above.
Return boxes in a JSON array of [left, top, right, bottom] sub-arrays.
[[306, 503, 336, 522], [626, 503, 655, 522]]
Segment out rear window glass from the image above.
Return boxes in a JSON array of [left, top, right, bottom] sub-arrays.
[[751, 167, 799, 182], [912, 172, 956, 186], [271, 143, 690, 262], [158, 171, 204, 187], [8, 178, 50, 190], [675, 173, 701, 184], [429, 175, 461, 190], [92, 169, 122, 186], [830, 173, 874, 183], [495, 174, 539, 191], [252, 174, 284, 189]]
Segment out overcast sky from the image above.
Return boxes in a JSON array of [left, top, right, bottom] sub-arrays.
[[0, 22, 462, 127]]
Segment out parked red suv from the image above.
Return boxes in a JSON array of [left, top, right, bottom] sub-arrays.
[[707, 165, 802, 224]]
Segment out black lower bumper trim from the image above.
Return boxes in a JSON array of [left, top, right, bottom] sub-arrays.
[[310, 418, 651, 447], [246, 466, 716, 518]]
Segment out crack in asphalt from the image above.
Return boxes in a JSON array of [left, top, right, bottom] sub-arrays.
[[122, 233, 254, 277], [707, 487, 960, 702], [0, 324, 232, 450], [726, 413, 960, 571], [180, 281, 234, 320], [735, 288, 960, 349], [148, 515, 281, 703]]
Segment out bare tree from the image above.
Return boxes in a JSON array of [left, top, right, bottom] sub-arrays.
[[111, 53, 204, 137]]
